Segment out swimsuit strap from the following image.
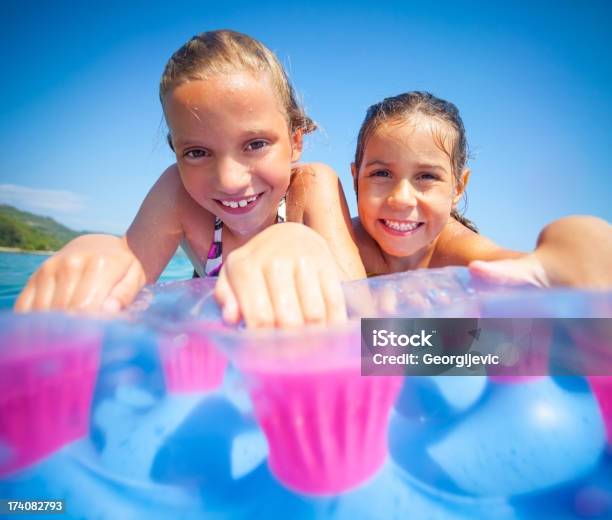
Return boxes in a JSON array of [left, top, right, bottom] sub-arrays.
[[203, 217, 224, 277], [203, 196, 287, 277], [277, 196, 287, 223]]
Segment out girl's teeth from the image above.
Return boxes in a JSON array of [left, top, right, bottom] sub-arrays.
[[384, 220, 420, 231], [221, 195, 258, 208]]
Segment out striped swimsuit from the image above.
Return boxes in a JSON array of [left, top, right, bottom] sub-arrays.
[[187, 198, 287, 278]]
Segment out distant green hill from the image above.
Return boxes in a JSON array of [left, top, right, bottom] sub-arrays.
[[0, 205, 85, 251]]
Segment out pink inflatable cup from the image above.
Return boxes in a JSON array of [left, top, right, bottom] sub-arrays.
[[588, 377, 612, 444], [224, 325, 402, 495], [0, 314, 102, 476], [569, 319, 612, 444], [159, 324, 228, 394]]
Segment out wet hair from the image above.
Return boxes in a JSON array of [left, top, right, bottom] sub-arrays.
[[354, 91, 477, 233], [160, 29, 316, 150]]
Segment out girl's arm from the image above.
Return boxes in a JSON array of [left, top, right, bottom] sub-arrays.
[[15, 165, 201, 312], [469, 216, 612, 289], [437, 216, 612, 289], [290, 163, 366, 280], [215, 163, 366, 328], [125, 165, 196, 283]]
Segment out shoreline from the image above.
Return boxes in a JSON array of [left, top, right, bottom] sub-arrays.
[[0, 246, 55, 256]]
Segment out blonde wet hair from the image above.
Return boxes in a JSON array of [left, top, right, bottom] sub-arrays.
[[160, 29, 316, 148]]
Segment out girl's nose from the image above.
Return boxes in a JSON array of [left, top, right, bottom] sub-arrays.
[[387, 179, 417, 208], [216, 156, 251, 194]]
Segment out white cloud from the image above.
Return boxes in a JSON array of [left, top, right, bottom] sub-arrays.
[[0, 184, 87, 214]]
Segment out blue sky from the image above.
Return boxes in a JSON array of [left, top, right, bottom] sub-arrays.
[[1, 0, 610, 251]]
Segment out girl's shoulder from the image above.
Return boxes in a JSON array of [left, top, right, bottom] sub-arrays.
[[431, 218, 523, 266], [285, 163, 365, 279], [288, 162, 340, 193], [285, 162, 345, 220], [351, 216, 386, 275]]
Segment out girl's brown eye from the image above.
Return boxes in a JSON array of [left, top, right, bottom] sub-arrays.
[[247, 140, 268, 151], [419, 172, 437, 180], [185, 149, 208, 158], [370, 170, 390, 178]]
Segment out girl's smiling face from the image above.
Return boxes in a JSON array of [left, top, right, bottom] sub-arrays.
[[163, 72, 301, 237], [353, 116, 467, 265]]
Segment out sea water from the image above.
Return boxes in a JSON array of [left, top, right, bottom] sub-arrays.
[[0, 251, 193, 310]]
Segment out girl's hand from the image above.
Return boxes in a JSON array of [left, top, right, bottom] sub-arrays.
[[214, 223, 347, 328], [469, 255, 550, 288], [470, 216, 612, 290], [15, 234, 146, 313]]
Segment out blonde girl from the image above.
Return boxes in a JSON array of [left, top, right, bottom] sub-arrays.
[[16, 30, 365, 327]]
